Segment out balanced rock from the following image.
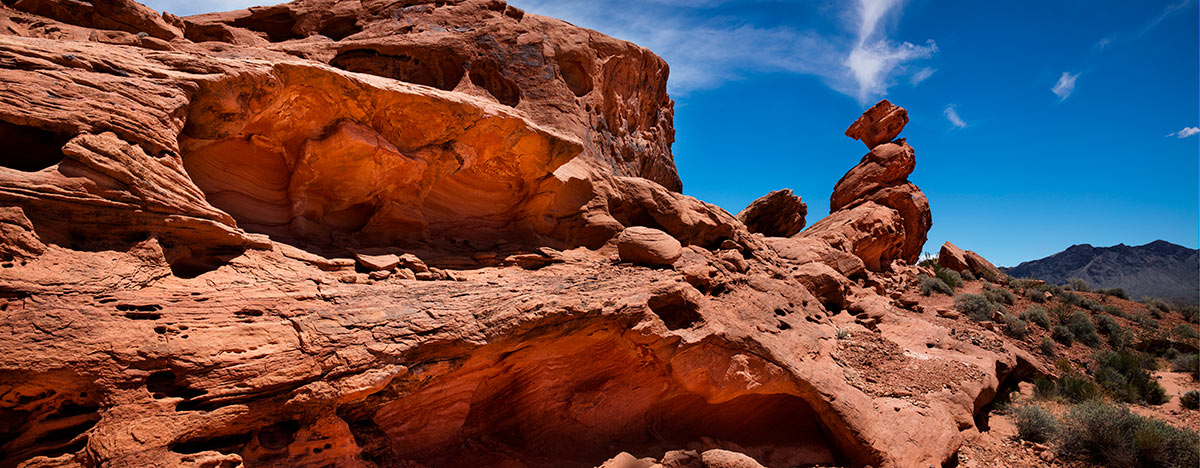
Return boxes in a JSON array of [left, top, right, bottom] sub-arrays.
[[736, 189, 807, 237], [616, 226, 683, 266], [844, 99, 908, 149], [809, 100, 931, 270]]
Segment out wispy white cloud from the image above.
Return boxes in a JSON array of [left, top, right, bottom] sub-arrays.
[[1167, 126, 1200, 138], [1094, 0, 1196, 52], [844, 0, 937, 102], [943, 104, 966, 129], [1051, 72, 1079, 101], [514, 0, 934, 100], [910, 67, 936, 86]]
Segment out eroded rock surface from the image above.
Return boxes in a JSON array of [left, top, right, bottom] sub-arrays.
[[0, 2, 1043, 468], [736, 189, 806, 237]]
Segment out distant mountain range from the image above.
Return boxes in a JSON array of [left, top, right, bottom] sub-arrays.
[[1004, 240, 1199, 304]]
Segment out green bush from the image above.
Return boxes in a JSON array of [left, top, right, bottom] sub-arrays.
[[983, 285, 1016, 305], [1067, 277, 1091, 292], [1014, 404, 1058, 443], [1171, 353, 1198, 380], [1049, 302, 1074, 325], [1058, 401, 1199, 468], [1182, 391, 1200, 410], [1039, 337, 1056, 355], [1095, 313, 1121, 335], [1062, 292, 1086, 307], [1052, 325, 1075, 345], [1025, 288, 1047, 303], [1034, 375, 1057, 397], [1142, 296, 1171, 315], [960, 269, 976, 281], [936, 268, 962, 289], [1068, 311, 1102, 347], [955, 294, 995, 322], [1171, 323, 1199, 341], [1001, 314, 1029, 339], [1108, 327, 1134, 350], [1178, 305, 1199, 324], [1099, 288, 1129, 300], [1058, 372, 1100, 402], [917, 274, 953, 296], [1024, 306, 1051, 329], [1133, 312, 1159, 330], [1094, 350, 1167, 405], [1102, 304, 1128, 318]]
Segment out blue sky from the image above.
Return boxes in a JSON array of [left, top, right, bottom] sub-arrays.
[[144, 0, 1199, 266]]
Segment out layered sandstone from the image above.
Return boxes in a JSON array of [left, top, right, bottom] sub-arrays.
[[0, 2, 1045, 468]]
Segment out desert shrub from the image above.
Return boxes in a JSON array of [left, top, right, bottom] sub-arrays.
[[1010, 277, 1041, 291], [1067, 277, 1090, 292], [1024, 306, 1051, 329], [1080, 297, 1103, 312], [1142, 296, 1170, 314], [1068, 311, 1102, 347], [1171, 323, 1199, 341], [1102, 304, 1128, 318], [960, 269, 976, 281], [1095, 313, 1121, 335], [1049, 302, 1074, 325], [917, 274, 953, 296], [1182, 391, 1200, 410], [1001, 314, 1029, 339], [1039, 337, 1056, 355], [1058, 372, 1100, 402], [1025, 288, 1047, 303], [1178, 304, 1200, 324], [1171, 353, 1198, 380], [1133, 312, 1159, 330], [1099, 288, 1129, 300], [983, 285, 1015, 305], [1108, 327, 1134, 350], [1034, 376, 1057, 397], [1062, 292, 1087, 307], [1014, 404, 1059, 443], [1094, 350, 1167, 405], [1057, 401, 1199, 468], [1053, 325, 1075, 345], [955, 294, 995, 322], [936, 268, 962, 289]]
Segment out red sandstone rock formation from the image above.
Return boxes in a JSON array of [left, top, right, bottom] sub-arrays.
[[844, 99, 907, 150], [801, 102, 931, 271], [939, 241, 1007, 283], [0, 2, 1045, 468], [736, 189, 807, 238]]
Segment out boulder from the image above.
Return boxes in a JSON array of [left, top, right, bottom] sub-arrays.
[[939, 241, 1006, 282], [937, 242, 970, 272], [830, 142, 916, 212], [355, 253, 399, 271], [700, 449, 766, 468], [616, 226, 683, 266], [736, 189, 807, 237], [844, 99, 908, 149]]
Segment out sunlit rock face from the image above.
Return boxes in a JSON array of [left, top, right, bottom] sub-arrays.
[[0, 1, 1044, 468]]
